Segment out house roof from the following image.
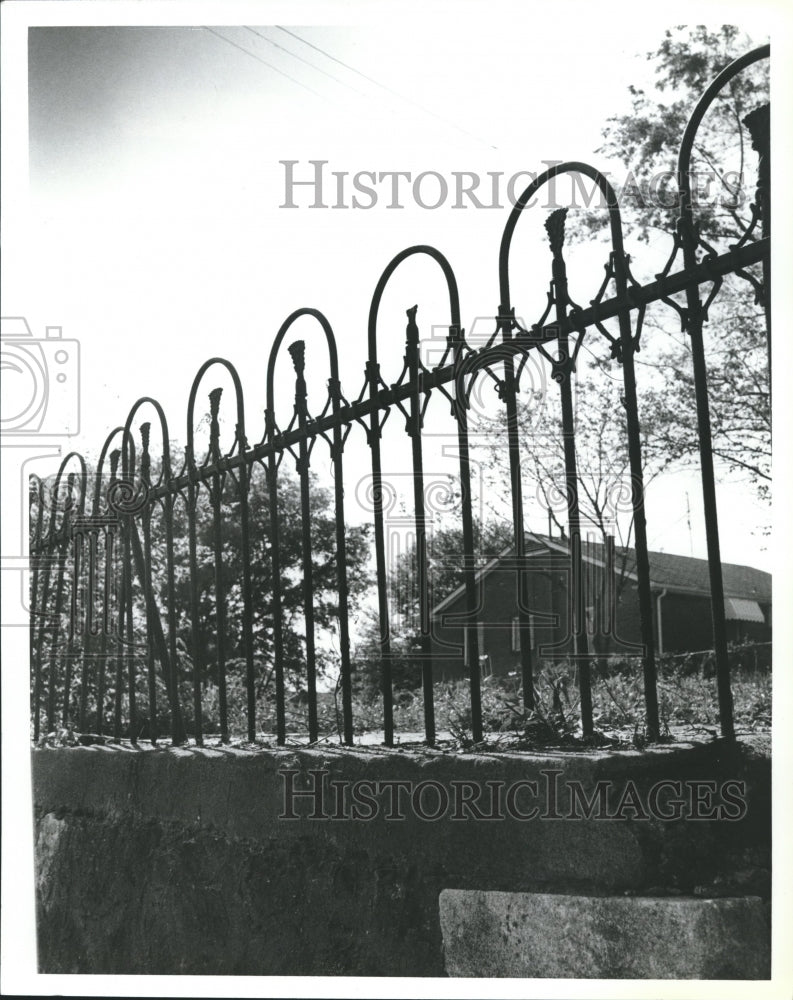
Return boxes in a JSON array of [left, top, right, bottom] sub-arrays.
[[431, 532, 771, 616]]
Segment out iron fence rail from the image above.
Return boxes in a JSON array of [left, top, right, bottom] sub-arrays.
[[30, 46, 770, 749]]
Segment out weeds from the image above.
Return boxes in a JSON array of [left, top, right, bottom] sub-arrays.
[[34, 651, 771, 750]]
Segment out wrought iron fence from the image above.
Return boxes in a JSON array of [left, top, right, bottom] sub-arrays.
[[30, 46, 770, 748]]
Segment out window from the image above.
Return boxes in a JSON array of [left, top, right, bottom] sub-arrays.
[[511, 615, 536, 651], [463, 622, 486, 666]]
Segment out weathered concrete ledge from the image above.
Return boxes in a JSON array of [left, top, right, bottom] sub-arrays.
[[439, 890, 771, 978], [32, 738, 770, 976]]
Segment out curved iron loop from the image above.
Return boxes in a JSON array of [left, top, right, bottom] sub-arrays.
[[365, 247, 462, 745], [499, 161, 628, 317], [677, 45, 770, 226], [265, 307, 353, 744], [90, 427, 126, 515], [118, 397, 184, 742], [675, 43, 769, 742], [118, 397, 172, 510], [367, 246, 461, 366], [186, 357, 247, 472], [41, 452, 88, 547], [499, 165, 661, 737]]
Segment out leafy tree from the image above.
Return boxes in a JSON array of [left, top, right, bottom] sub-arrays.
[[470, 358, 678, 657], [151, 462, 372, 693], [575, 25, 770, 501], [353, 519, 515, 695], [30, 458, 373, 732]]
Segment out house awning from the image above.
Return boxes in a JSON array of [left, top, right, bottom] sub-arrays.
[[724, 598, 765, 623]]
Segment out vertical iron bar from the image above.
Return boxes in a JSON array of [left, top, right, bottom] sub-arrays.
[[366, 358, 395, 746], [235, 442, 257, 744], [288, 342, 319, 743], [450, 324, 483, 743], [31, 545, 45, 739], [499, 308, 535, 711], [96, 521, 114, 736], [366, 247, 462, 745], [265, 448, 287, 745], [123, 510, 137, 740], [210, 487, 229, 741], [613, 253, 661, 740], [545, 210, 593, 736], [29, 479, 42, 737], [119, 437, 139, 740], [111, 450, 127, 740], [31, 481, 51, 741], [45, 544, 68, 733], [60, 477, 78, 729], [329, 376, 354, 745], [62, 546, 79, 728], [681, 261, 735, 740], [674, 47, 769, 742], [558, 372, 593, 735], [185, 470, 205, 746], [162, 494, 183, 744], [404, 307, 435, 746], [207, 389, 229, 743], [77, 525, 97, 732], [139, 424, 158, 744]]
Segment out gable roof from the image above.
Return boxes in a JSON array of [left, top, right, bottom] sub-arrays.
[[431, 532, 771, 616]]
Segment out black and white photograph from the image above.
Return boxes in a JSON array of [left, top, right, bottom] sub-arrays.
[[1, 1, 791, 996]]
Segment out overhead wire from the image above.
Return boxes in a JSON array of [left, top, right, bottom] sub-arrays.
[[202, 26, 327, 100], [244, 26, 370, 98], [276, 25, 498, 149]]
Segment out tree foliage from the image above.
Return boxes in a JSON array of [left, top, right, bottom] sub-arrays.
[[31, 460, 373, 710], [353, 519, 515, 695], [577, 25, 770, 501], [154, 463, 372, 690], [589, 25, 768, 244]]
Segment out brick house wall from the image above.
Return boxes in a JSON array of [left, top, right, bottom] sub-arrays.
[[430, 545, 771, 678]]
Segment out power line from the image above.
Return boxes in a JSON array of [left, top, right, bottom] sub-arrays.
[[244, 26, 369, 98], [276, 26, 497, 149], [202, 26, 327, 101]]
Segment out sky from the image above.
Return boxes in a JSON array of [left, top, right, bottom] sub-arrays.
[[5, 13, 780, 572], [2, 4, 792, 998]]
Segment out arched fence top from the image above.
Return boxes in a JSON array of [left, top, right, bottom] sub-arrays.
[[43, 451, 88, 541], [367, 245, 461, 367], [265, 307, 340, 430], [677, 44, 770, 219], [499, 161, 626, 315], [91, 426, 126, 513], [121, 397, 173, 488], [186, 357, 247, 468]]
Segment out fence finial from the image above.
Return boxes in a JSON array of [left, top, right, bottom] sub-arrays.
[[545, 207, 568, 256], [208, 388, 223, 459], [288, 339, 306, 377], [743, 103, 770, 161], [140, 422, 152, 484]]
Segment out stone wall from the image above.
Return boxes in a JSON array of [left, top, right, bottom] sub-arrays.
[[32, 738, 770, 976]]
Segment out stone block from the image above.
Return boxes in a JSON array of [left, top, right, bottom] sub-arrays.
[[439, 890, 770, 979]]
